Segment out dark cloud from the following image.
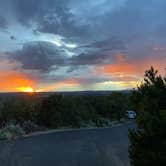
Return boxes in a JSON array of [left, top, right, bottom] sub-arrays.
[[6, 35, 126, 73], [3, 0, 166, 42], [6, 39, 121, 72], [7, 41, 68, 71], [70, 37, 126, 66], [83, 37, 126, 51], [108, 0, 166, 39], [11, 0, 89, 39], [13, 0, 42, 26], [37, 6, 89, 39], [71, 52, 112, 66], [0, 16, 8, 29], [13, 0, 68, 22], [2, 0, 166, 41]]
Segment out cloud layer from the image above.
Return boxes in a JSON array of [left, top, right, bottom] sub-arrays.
[[0, 0, 166, 91]]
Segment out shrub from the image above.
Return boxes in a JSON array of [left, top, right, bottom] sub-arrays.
[[0, 123, 25, 140], [22, 121, 39, 134]]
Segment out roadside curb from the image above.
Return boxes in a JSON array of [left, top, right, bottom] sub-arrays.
[[21, 120, 133, 139]]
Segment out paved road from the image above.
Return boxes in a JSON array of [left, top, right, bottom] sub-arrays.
[[0, 121, 135, 166]]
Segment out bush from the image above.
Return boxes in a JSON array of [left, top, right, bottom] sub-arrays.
[[22, 121, 39, 134], [0, 123, 25, 140]]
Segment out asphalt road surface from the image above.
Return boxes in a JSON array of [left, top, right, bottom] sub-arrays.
[[0, 121, 135, 166]]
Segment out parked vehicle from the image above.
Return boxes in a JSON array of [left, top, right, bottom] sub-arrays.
[[126, 111, 136, 119]]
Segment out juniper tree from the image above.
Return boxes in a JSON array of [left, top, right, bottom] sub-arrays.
[[129, 66, 166, 166]]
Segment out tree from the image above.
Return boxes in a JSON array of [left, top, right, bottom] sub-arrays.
[[38, 95, 65, 128], [129, 66, 166, 166], [108, 92, 129, 120]]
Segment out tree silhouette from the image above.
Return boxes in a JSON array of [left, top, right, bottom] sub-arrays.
[[129, 66, 166, 166]]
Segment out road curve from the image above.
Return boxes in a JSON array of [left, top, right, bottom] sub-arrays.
[[0, 121, 135, 166]]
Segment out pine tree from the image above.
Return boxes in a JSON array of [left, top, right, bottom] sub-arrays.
[[129, 66, 166, 166]]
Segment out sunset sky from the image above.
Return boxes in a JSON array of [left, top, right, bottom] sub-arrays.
[[0, 0, 166, 92]]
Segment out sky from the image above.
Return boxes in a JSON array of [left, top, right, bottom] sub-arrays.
[[0, 0, 166, 92]]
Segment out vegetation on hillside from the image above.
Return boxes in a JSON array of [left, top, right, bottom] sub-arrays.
[[0, 91, 131, 139]]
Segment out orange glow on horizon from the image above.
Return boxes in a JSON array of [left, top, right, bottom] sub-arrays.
[[0, 71, 36, 92], [16, 86, 35, 93], [99, 58, 165, 76], [95, 57, 166, 89], [0, 70, 79, 92]]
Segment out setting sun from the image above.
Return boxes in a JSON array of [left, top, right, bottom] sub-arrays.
[[16, 87, 35, 93]]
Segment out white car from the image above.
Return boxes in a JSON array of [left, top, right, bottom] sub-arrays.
[[126, 111, 136, 119]]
